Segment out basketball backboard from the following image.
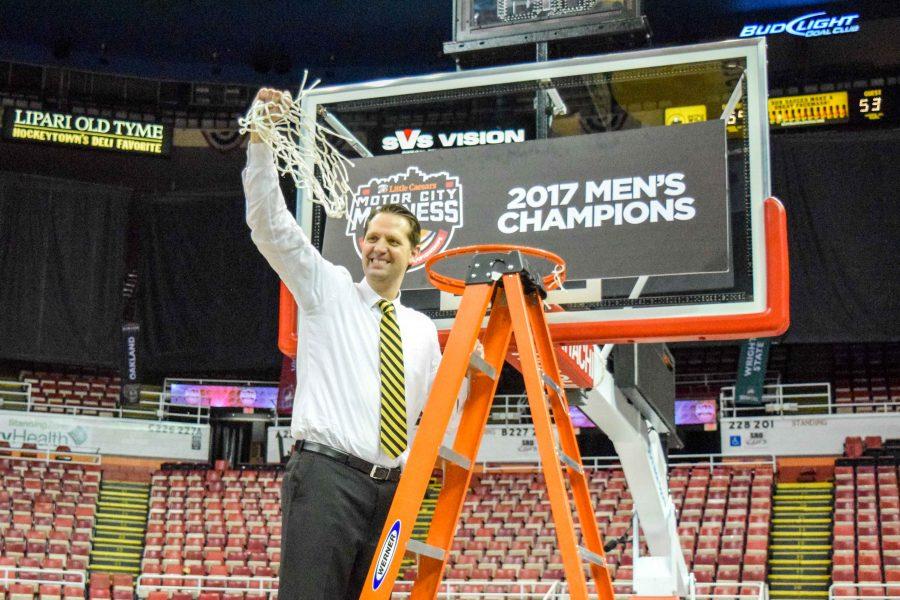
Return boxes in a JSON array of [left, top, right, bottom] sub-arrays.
[[292, 38, 788, 344]]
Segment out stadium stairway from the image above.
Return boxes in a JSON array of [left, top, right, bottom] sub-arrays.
[[400, 475, 441, 577], [89, 480, 150, 577], [767, 481, 834, 599]]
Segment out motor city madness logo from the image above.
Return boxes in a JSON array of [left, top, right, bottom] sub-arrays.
[[346, 166, 463, 271]]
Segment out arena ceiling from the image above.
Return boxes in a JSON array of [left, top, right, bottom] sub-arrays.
[[0, 1, 454, 85]]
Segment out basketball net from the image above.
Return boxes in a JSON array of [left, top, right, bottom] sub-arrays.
[[238, 73, 353, 218]]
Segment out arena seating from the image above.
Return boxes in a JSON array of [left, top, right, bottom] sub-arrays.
[[87, 573, 135, 600], [831, 456, 900, 597], [675, 344, 900, 415], [18, 371, 121, 417], [0, 450, 99, 599], [137, 459, 774, 596], [138, 462, 281, 598], [670, 464, 773, 590], [833, 345, 900, 413], [23, 451, 900, 598], [398, 462, 773, 593]]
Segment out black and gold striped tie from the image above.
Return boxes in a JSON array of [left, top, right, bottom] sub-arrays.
[[377, 299, 407, 458]]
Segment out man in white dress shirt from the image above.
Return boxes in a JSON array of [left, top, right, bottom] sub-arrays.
[[243, 88, 444, 599]]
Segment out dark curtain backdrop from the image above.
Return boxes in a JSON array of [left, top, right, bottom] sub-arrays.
[[137, 190, 281, 374], [0, 172, 129, 365], [772, 129, 900, 343], [0, 128, 898, 375]]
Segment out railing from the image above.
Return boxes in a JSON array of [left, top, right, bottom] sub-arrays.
[[479, 453, 776, 473], [677, 371, 781, 389], [0, 445, 102, 465], [276, 394, 534, 428], [0, 59, 251, 129], [0, 378, 30, 408], [391, 579, 591, 599], [163, 377, 280, 423], [828, 582, 900, 599], [488, 394, 533, 425], [582, 452, 777, 472], [1, 376, 287, 424], [0, 566, 88, 588], [133, 574, 769, 599], [148, 390, 211, 424], [477, 451, 778, 474], [0, 377, 165, 420], [719, 382, 834, 418], [163, 377, 277, 390], [136, 573, 277, 598], [387, 579, 768, 599], [550, 580, 768, 600]]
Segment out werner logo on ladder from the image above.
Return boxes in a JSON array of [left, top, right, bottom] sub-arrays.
[[360, 244, 616, 600]]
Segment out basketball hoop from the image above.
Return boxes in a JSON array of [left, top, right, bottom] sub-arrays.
[[424, 244, 567, 296], [238, 72, 353, 218]]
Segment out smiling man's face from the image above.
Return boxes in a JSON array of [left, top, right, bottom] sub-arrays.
[[360, 212, 418, 295]]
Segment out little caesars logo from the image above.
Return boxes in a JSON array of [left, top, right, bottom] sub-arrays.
[[346, 166, 463, 271]]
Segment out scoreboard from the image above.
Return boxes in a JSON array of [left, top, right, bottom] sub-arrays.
[[769, 85, 896, 129]]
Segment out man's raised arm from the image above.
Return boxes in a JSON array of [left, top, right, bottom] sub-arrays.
[[242, 87, 335, 310]]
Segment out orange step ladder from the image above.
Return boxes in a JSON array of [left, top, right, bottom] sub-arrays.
[[360, 245, 615, 600]]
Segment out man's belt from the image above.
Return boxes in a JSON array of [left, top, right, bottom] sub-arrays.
[[294, 440, 401, 482]]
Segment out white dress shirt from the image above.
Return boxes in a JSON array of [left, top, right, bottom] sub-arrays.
[[242, 143, 444, 468]]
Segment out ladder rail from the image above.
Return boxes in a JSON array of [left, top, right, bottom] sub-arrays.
[[503, 275, 591, 600], [360, 282, 494, 598], [525, 296, 615, 596], [410, 294, 514, 599], [361, 250, 615, 600]]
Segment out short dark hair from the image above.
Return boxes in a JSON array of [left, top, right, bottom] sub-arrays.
[[363, 204, 421, 248]]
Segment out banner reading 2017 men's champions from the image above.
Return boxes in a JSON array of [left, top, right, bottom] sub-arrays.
[[323, 120, 730, 291]]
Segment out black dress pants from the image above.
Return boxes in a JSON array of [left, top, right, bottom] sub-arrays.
[[278, 449, 399, 600]]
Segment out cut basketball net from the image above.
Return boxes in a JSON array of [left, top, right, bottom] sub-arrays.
[[238, 72, 353, 218]]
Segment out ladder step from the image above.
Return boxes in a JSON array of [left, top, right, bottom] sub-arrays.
[[96, 513, 146, 522], [771, 531, 830, 538], [100, 490, 149, 500], [769, 574, 830, 582], [773, 495, 832, 502], [541, 372, 562, 396], [773, 517, 833, 524], [95, 524, 145, 534], [88, 564, 140, 574], [578, 545, 606, 567], [468, 352, 497, 380], [438, 445, 471, 470], [769, 591, 828, 599], [776, 482, 833, 490], [93, 536, 143, 547], [558, 448, 584, 474], [406, 539, 445, 561], [96, 501, 147, 511], [770, 559, 832, 566], [89, 550, 141, 561], [772, 506, 831, 516]]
